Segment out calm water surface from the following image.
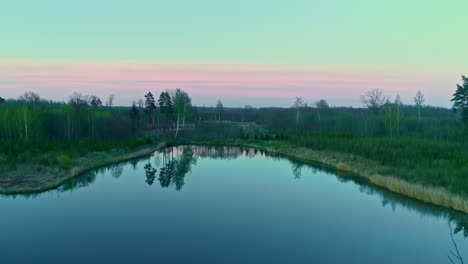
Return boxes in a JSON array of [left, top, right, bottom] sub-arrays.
[[1, 146, 468, 264]]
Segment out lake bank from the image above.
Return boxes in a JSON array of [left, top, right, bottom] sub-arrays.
[[2, 143, 466, 264], [2, 139, 467, 215], [0, 142, 166, 195], [210, 140, 468, 214]]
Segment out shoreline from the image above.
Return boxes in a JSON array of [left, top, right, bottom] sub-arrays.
[[2, 140, 467, 215], [0, 142, 166, 195], [218, 140, 468, 214]]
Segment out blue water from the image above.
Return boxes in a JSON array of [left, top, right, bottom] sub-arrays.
[[1, 146, 467, 264]]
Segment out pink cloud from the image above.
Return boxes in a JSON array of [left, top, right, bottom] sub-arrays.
[[0, 60, 458, 107]]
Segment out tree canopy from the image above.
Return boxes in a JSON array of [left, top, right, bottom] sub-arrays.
[[451, 75, 468, 129], [361, 89, 388, 115]]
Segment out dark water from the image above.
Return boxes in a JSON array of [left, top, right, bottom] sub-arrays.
[[1, 146, 468, 264]]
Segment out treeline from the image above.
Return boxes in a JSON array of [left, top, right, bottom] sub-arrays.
[[0, 89, 198, 167], [0, 92, 131, 142], [131, 89, 196, 137], [0, 76, 466, 168], [1, 83, 466, 146], [1, 88, 465, 149], [0, 88, 199, 144], [201, 104, 463, 141], [197, 87, 467, 142]]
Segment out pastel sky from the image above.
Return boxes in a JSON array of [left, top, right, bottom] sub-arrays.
[[1, 0, 467, 107]]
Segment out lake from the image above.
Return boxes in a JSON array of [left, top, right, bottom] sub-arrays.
[[1, 145, 467, 264]]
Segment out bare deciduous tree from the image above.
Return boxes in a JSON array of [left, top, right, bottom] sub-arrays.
[[216, 100, 224, 123], [384, 99, 395, 137], [361, 89, 388, 115], [18, 91, 41, 104], [17, 92, 42, 141], [315, 99, 329, 137], [395, 95, 403, 137], [414, 90, 425, 121], [106, 94, 115, 107], [138, 98, 144, 109], [242, 105, 254, 123], [293, 97, 306, 130], [21, 105, 31, 141], [174, 89, 191, 137], [68, 92, 89, 111]]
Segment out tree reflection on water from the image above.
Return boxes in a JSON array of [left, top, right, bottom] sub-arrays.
[[144, 163, 157, 186], [7, 144, 468, 245], [157, 147, 196, 191]]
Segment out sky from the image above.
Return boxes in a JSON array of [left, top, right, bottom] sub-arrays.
[[0, 0, 467, 107]]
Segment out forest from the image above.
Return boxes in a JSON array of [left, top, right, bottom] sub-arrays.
[[0, 76, 467, 195]]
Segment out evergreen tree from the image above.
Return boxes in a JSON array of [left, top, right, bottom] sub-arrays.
[[144, 92, 156, 126], [158, 92, 173, 128], [216, 100, 224, 123], [130, 101, 140, 134], [89, 96, 102, 107], [451, 75, 468, 132]]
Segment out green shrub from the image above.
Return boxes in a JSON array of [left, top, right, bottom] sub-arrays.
[[277, 132, 468, 195], [37, 154, 51, 166], [0, 155, 7, 166], [57, 154, 74, 169]]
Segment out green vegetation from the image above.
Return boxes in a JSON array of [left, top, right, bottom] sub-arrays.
[[278, 133, 467, 194], [0, 155, 7, 166], [57, 154, 73, 169], [451, 75, 468, 134], [0, 77, 467, 212], [208, 138, 468, 213]]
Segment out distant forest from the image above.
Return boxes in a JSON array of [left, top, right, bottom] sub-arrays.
[[0, 76, 466, 143]]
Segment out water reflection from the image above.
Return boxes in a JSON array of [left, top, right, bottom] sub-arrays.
[[449, 223, 465, 264], [144, 163, 157, 186], [111, 164, 124, 179], [60, 170, 98, 192], [157, 147, 196, 190], [3, 145, 468, 242], [131, 160, 138, 170], [291, 161, 304, 179]]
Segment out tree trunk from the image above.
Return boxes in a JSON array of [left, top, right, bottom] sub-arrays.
[[296, 109, 299, 130], [157, 111, 160, 128], [175, 112, 180, 138], [7, 121, 11, 141], [397, 113, 400, 137], [88, 115, 91, 138], [318, 111, 322, 137], [418, 107, 421, 121], [67, 112, 71, 141], [23, 108, 29, 142], [182, 105, 186, 129]]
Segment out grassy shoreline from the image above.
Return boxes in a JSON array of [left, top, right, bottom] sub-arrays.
[[0, 142, 166, 195], [216, 140, 468, 214], [2, 139, 467, 215]]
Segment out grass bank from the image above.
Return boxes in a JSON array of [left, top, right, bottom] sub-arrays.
[[3, 134, 467, 215], [0, 142, 166, 195], [216, 139, 468, 214]]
